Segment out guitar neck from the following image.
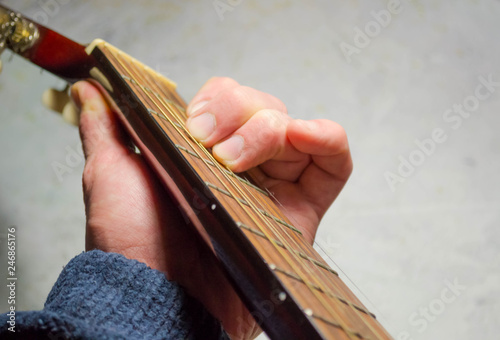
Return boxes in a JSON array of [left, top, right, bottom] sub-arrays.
[[1, 5, 392, 340]]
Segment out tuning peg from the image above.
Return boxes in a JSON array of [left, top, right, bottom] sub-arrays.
[[42, 85, 80, 126], [42, 86, 70, 113], [61, 100, 80, 126]]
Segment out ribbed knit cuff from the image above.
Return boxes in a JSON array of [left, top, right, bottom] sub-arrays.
[[1, 250, 228, 340]]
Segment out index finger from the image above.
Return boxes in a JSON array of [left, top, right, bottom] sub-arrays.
[[186, 77, 240, 115]]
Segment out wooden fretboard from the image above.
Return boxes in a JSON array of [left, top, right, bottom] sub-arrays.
[[0, 4, 392, 337], [83, 40, 392, 340]]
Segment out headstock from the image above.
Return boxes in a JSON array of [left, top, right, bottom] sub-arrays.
[[0, 4, 95, 83], [0, 7, 40, 72], [0, 4, 90, 125]]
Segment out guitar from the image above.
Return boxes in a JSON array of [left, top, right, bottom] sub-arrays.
[[0, 5, 392, 340]]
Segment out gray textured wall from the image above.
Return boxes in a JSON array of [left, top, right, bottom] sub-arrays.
[[0, 1, 499, 339]]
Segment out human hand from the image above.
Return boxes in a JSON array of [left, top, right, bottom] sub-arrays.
[[186, 77, 352, 244], [71, 77, 352, 339]]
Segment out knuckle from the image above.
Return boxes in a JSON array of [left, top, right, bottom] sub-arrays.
[[226, 85, 252, 106], [248, 110, 286, 151], [82, 159, 95, 191], [255, 122, 274, 143], [209, 76, 239, 89], [263, 109, 288, 132]]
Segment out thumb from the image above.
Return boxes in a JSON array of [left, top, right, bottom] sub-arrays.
[[71, 81, 125, 160]]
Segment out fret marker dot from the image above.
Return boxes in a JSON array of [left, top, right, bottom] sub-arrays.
[[269, 264, 277, 270], [304, 308, 313, 316], [278, 292, 287, 302], [211, 204, 216, 210]]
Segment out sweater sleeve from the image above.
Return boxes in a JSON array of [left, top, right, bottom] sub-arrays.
[[0, 250, 229, 340]]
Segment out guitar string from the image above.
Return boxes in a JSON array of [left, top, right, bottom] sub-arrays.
[[119, 52, 383, 339], [107, 55, 350, 333], [181, 107, 388, 338], [148, 91, 363, 339], [120, 47, 386, 340], [153, 99, 376, 338], [217, 121, 386, 336], [123, 65, 368, 334], [314, 235, 388, 322], [260, 189, 386, 338], [106, 49, 342, 321], [242, 181, 384, 339], [103, 49, 315, 277], [113, 50, 370, 340], [119, 66, 358, 338], [311, 246, 388, 338], [103, 44, 371, 339]]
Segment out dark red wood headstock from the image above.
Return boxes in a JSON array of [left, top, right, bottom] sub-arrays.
[[0, 4, 94, 83]]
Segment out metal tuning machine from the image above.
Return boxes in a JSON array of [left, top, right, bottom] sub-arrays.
[[0, 7, 40, 73], [0, 9, 14, 73], [0, 6, 79, 125]]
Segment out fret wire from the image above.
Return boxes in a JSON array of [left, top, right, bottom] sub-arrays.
[[119, 56, 189, 115], [114, 55, 301, 238], [113, 52, 316, 275], [257, 190, 388, 337], [149, 109, 269, 197], [239, 178, 371, 338], [232, 114, 387, 339], [244, 181, 340, 275], [243, 170, 374, 325], [261, 180, 384, 321], [115, 55, 361, 340], [102, 44, 378, 339], [249, 177, 386, 336], [127, 62, 335, 273], [238, 134, 388, 335], [268, 262, 374, 318], [295, 238, 387, 338], [104, 49, 305, 254], [311, 314, 365, 340], [110, 53, 351, 335], [121, 64, 362, 338], [203, 181, 302, 234], [230, 165, 376, 335], [237, 221, 340, 277], [121, 75, 186, 115], [245, 183, 384, 337], [122, 66, 284, 226], [238, 165, 382, 333], [127, 71, 367, 339]]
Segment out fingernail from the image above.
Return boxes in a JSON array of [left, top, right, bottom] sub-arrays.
[[186, 113, 216, 141], [213, 135, 244, 163], [188, 100, 209, 116]]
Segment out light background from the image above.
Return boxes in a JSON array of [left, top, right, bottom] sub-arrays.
[[0, 1, 499, 339]]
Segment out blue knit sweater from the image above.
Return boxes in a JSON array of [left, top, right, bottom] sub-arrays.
[[0, 250, 229, 339]]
